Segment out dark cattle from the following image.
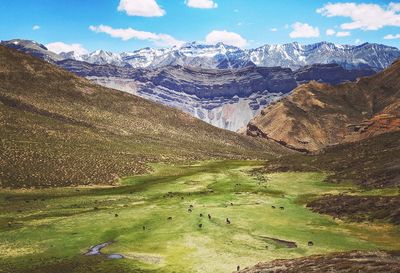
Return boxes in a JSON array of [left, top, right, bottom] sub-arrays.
[[226, 218, 231, 224], [188, 208, 192, 213], [237, 265, 240, 271], [189, 205, 194, 208], [230, 203, 233, 206], [115, 214, 119, 217], [280, 207, 284, 210], [167, 217, 172, 220], [199, 224, 203, 228], [308, 241, 314, 246], [143, 226, 146, 230], [208, 214, 211, 220], [200, 213, 203, 217], [271, 206, 276, 209]]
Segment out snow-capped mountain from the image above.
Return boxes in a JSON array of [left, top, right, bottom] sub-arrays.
[[64, 41, 399, 71], [249, 42, 400, 70], [3, 39, 399, 71]]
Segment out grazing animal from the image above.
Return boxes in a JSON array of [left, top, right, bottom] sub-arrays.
[[265, 245, 269, 249], [115, 214, 119, 217], [189, 205, 193, 208], [142, 226, 146, 230], [308, 241, 314, 246], [237, 265, 240, 271], [208, 214, 211, 220], [199, 224, 203, 228], [271, 206, 276, 209], [188, 208, 192, 213], [230, 203, 233, 206], [200, 213, 203, 217], [226, 218, 231, 224], [167, 217, 172, 220], [280, 207, 284, 210]]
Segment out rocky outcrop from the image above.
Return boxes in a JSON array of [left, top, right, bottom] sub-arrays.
[[244, 60, 400, 151]]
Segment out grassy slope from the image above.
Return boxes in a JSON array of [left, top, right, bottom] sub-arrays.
[[1, 161, 399, 273], [0, 45, 287, 188]]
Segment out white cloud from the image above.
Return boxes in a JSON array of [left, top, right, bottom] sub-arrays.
[[117, 0, 165, 17], [384, 33, 400, 39], [185, 0, 217, 9], [289, 22, 320, 38], [205, 30, 247, 48], [270, 28, 278, 32], [389, 2, 400, 12], [317, 2, 400, 30], [32, 25, 40, 31], [89, 25, 184, 47], [336, 31, 351, 37], [354, 38, 362, 44], [45, 42, 88, 55], [326, 28, 335, 36]]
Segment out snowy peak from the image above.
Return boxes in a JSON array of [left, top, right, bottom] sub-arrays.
[[2, 39, 399, 71]]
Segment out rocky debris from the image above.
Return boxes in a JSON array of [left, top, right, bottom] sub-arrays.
[[237, 251, 400, 273]]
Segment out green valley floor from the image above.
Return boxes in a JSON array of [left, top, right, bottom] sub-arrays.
[[0, 160, 399, 273]]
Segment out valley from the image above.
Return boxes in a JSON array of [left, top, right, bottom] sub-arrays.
[[1, 160, 399, 273], [1, 2, 400, 271]]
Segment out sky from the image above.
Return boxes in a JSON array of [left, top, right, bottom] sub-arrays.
[[0, 0, 399, 54]]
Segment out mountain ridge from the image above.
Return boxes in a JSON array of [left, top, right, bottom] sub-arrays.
[[2, 39, 399, 71]]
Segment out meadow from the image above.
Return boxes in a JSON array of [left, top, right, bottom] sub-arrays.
[[1, 160, 399, 273]]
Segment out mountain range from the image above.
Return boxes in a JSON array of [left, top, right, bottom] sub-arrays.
[[3, 39, 400, 71], [2, 39, 389, 131]]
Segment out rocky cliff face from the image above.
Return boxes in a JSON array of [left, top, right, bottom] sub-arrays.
[[57, 59, 374, 131], [245, 60, 400, 151]]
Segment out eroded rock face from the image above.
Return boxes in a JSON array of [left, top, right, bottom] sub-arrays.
[[244, 60, 400, 151], [56, 60, 375, 131]]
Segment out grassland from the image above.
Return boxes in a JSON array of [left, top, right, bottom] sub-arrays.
[[1, 160, 399, 273]]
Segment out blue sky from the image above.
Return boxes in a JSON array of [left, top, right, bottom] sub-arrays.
[[0, 0, 399, 53]]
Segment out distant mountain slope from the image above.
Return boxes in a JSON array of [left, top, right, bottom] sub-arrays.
[[0, 45, 288, 188], [249, 42, 400, 71], [62, 41, 400, 71], [2, 39, 399, 71], [244, 60, 400, 152], [57, 59, 374, 131]]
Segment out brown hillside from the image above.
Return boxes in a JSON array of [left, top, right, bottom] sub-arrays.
[[0, 45, 287, 188], [245, 60, 400, 152]]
